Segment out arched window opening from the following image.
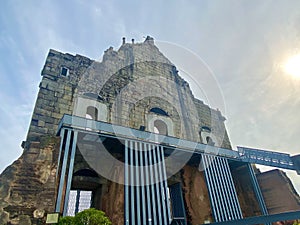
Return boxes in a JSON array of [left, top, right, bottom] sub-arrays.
[[85, 114, 93, 119], [154, 126, 159, 134], [73, 169, 98, 177], [206, 136, 215, 146], [201, 126, 211, 133], [154, 119, 168, 136], [150, 107, 169, 116], [86, 106, 98, 120]]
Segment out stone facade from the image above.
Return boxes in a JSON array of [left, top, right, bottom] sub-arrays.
[[0, 137, 60, 225], [257, 169, 300, 214], [0, 37, 299, 225], [230, 163, 262, 217], [26, 37, 231, 148]]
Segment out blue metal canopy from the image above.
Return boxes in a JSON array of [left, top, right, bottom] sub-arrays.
[[57, 114, 299, 172]]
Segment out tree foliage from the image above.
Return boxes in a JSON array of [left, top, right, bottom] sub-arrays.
[[58, 208, 111, 225], [293, 220, 300, 225], [58, 216, 75, 225]]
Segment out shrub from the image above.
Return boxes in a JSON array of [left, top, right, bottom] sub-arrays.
[[58, 208, 111, 225], [74, 208, 111, 225], [58, 216, 75, 225], [293, 220, 300, 225]]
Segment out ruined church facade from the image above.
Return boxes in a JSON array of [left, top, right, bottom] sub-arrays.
[[0, 37, 299, 225]]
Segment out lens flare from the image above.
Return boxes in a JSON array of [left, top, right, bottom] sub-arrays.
[[284, 54, 300, 78]]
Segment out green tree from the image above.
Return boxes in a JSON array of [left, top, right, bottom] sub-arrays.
[[58, 216, 75, 225], [58, 208, 112, 225], [293, 220, 300, 225]]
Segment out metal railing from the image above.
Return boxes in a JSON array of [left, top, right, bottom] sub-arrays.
[[238, 146, 294, 170]]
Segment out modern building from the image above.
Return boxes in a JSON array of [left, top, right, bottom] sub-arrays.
[[0, 36, 299, 225]]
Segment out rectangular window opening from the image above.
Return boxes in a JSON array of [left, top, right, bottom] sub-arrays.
[[31, 119, 38, 126], [61, 67, 69, 76], [66, 190, 92, 216]]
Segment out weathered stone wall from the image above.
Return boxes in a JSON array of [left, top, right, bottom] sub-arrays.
[[0, 37, 232, 224], [26, 38, 230, 147], [257, 169, 300, 214], [101, 181, 124, 225], [231, 165, 300, 218], [230, 163, 261, 217], [0, 137, 60, 224], [181, 165, 213, 224], [26, 49, 93, 143]]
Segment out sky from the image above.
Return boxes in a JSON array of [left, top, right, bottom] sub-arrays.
[[0, 0, 300, 195]]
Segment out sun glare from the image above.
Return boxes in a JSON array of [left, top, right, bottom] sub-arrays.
[[284, 54, 300, 78]]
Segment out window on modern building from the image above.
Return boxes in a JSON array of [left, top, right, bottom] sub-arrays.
[[86, 106, 98, 121], [60, 67, 69, 76], [154, 119, 168, 135]]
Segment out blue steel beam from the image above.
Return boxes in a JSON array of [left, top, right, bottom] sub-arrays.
[[148, 144, 158, 225], [124, 140, 129, 225], [144, 143, 152, 224], [203, 155, 243, 222], [152, 144, 163, 225], [124, 141, 170, 225], [139, 142, 147, 225], [203, 210, 300, 225], [247, 163, 269, 218], [56, 115, 239, 159], [56, 115, 299, 224], [222, 158, 242, 219], [135, 141, 141, 225], [158, 145, 168, 225], [160, 145, 172, 224], [130, 141, 135, 225], [203, 155, 220, 221], [237, 146, 294, 170], [63, 131, 78, 216], [291, 155, 300, 175], [209, 156, 226, 221], [56, 128, 65, 179], [57, 115, 298, 171], [55, 129, 72, 213]]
